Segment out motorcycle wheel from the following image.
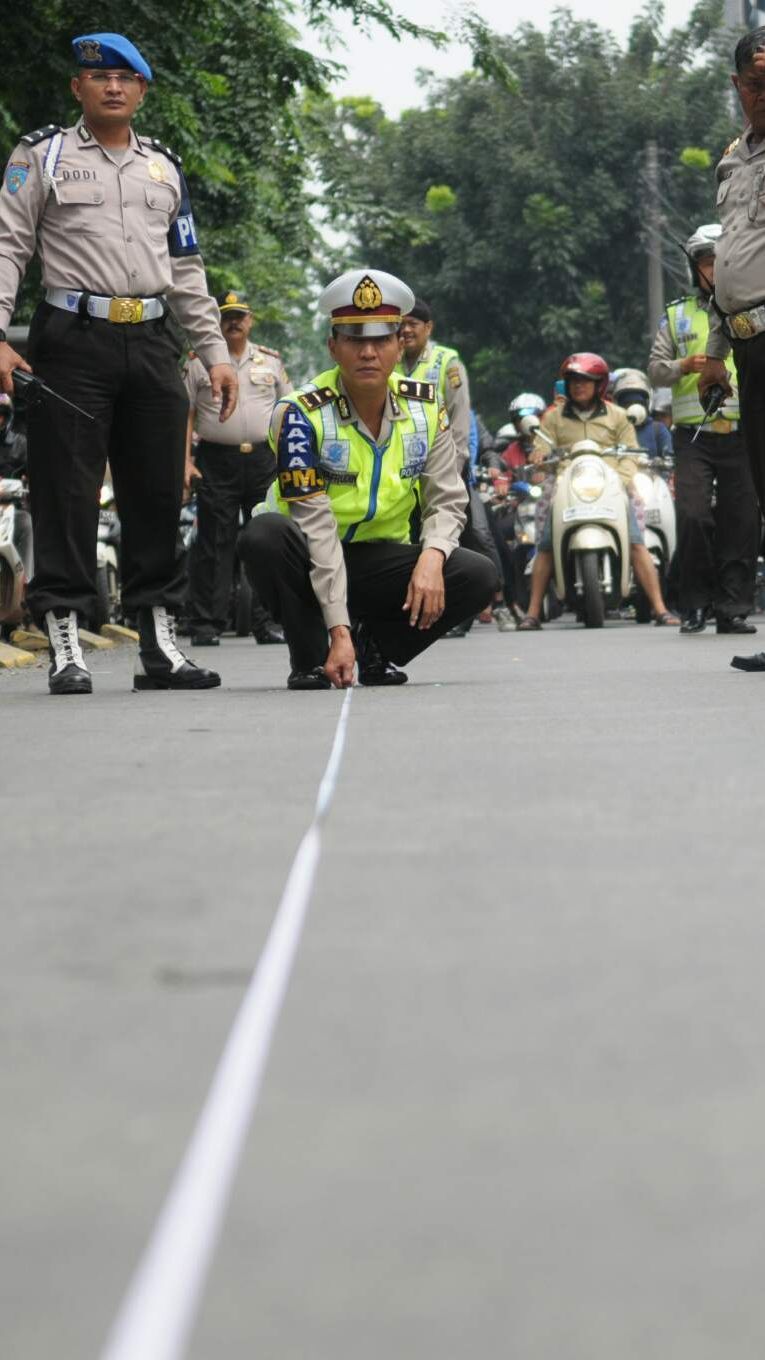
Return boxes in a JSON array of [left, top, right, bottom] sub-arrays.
[[93, 563, 110, 632], [634, 585, 652, 624], [581, 550, 604, 628]]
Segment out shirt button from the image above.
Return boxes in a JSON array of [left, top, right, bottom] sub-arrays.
[[126, 235, 133, 242], [122, 201, 128, 208], [130, 270, 137, 278]]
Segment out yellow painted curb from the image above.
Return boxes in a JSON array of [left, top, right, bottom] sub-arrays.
[[79, 628, 115, 651], [101, 623, 139, 643], [10, 627, 48, 652], [0, 641, 36, 668]]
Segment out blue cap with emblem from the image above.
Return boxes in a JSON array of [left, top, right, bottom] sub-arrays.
[[72, 33, 153, 82]]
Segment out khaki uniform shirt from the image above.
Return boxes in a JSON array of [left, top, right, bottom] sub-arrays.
[[707, 127, 765, 359], [0, 118, 228, 368], [533, 400, 639, 488], [402, 340, 471, 464], [269, 379, 468, 630], [186, 341, 290, 445]]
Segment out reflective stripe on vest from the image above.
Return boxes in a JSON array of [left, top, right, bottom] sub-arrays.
[[667, 297, 739, 424], [271, 367, 440, 543]]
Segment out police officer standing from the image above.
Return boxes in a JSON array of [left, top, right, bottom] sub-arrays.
[[648, 225, 759, 634], [700, 28, 765, 669], [185, 290, 289, 646], [239, 269, 495, 689], [398, 300, 471, 464], [0, 32, 237, 694]]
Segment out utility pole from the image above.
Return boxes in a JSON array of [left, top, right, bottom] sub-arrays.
[[645, 140, 664, 340]]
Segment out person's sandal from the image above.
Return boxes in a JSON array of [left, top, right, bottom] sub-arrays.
[[517, 615, 542, 631], [654, 611, 680, 626]]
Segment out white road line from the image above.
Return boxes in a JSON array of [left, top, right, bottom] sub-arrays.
[[99, 687, 354, 1360]]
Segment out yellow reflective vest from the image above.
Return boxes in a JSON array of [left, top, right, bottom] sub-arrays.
[[397, 343, 460, 404], [666, 295, 739, 424], [268, 366, 442, 543]]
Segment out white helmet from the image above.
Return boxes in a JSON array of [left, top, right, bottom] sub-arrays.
[[509, 392, 545, 418], [612, 369, 650, 405], [495, 421, 518, 442], [685, 224, 721, 288]]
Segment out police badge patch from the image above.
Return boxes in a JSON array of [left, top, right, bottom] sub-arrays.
[[320, 439, 351, 472], [400, 432, 428, 478], [5, 162, 30, 194]]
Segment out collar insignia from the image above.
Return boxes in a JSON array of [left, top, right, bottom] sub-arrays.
[[337, 394, 352, 421]]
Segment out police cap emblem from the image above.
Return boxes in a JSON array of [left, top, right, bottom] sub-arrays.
[[352, 275, 383, 311], [78, 39, 102, 61]]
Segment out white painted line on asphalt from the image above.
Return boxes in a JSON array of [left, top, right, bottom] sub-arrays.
[[99, 688, 354, 1360]]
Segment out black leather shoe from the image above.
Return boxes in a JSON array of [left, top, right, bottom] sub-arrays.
[[287, 666, 332, 690], [190, 627, 220, 646], [45, 610, 92, 695], [354, 621, 408, 686], [445, 622, 470, 638], [680, 608, 707, 634], [731, 651, 765, 672], [134, 607, 221, 690], [717, 616, 757, 634], [253, 621, 286, 644]]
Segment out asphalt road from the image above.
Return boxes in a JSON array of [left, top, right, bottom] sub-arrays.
[[3, 619, 765, 1360]]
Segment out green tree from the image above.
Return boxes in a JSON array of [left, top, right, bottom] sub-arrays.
[[310, 1, 740, 425]]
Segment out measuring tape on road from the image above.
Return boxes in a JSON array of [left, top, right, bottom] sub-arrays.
[[100, 688, 353, 1360]]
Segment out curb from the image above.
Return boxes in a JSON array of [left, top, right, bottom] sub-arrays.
[[0, 641, 36, 669]]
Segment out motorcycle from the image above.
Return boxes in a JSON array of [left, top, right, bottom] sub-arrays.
[[546, 441, 632, 628], [630, 454, 676, 623], [94, 483, 121, 630], [0, 477, 29, 632]]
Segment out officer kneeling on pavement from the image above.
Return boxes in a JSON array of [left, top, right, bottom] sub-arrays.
[[239, 269, 496, 689], [0, 32, 237, 695]]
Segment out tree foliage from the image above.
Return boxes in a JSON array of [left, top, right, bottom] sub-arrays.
[[310, 1, 740, 424]]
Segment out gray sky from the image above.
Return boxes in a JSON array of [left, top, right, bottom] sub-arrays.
[[327, 0, 691, 115]]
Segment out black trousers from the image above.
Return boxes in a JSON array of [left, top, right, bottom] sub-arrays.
[[239, 513, 496, 672], [733, 332, 765, 515], [189, 441, 275, 633], [673, 423, 759, 616], [25, 302, 188, 623]]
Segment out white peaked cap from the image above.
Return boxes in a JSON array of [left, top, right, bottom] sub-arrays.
[[319, 268, 415, 337]]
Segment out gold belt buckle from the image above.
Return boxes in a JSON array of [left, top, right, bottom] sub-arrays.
[[108, 296, 144, 324], [239, 442, 253, 453], [730, 310, 756, 340], [709, 417, 731, 434]]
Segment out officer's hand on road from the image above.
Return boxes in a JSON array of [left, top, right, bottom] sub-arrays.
[[0, 343, 32, 395], [324, 625, 356, 688], [698, 358, 732, 402], [404, 547, 446, 630], [680, 354, 707, 375], [209, 363, 238, 422]]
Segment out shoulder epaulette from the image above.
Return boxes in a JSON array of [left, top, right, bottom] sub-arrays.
[[723, 136, 741, 157], [20, 124, 62, 147], [143, 136, 182, 167], [398, 379, 436, 403], [256, 344, 281, 358], [298, 386, 335, 412]]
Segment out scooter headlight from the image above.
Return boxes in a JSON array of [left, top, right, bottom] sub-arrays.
[[571, 457, 607, 503]]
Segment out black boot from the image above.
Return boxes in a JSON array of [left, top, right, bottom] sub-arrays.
[[730, 652, 765, 672], [354, 621, 408, 686], [287, 666, 332, 691], [716, 615, 757, 634], [680, 608, 707, 634], [45, 610, 92, 695], [134, 606, 221, 690], [253, 621, 286, 644]]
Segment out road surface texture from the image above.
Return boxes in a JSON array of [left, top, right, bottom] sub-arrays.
[[2, 619, 765, 1359]]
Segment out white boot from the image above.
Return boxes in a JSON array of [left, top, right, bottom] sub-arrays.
[[45, 610, 92, 695]]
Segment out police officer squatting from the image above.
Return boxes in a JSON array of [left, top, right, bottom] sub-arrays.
[[238, 269, 496, 690], [0, 32, 238, 695]]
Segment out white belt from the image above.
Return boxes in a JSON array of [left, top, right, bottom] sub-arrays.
[[45, 288, 165, 323], [725, 304, 765, 341]]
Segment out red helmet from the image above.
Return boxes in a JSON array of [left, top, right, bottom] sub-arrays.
[[560, 352, 610, 401]]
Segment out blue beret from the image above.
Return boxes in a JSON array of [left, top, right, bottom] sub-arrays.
[[72, 33, 153, 82]]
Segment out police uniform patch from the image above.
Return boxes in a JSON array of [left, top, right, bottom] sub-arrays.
[[447, 367, 462, 389], [438, 404, 450, 432], [398, 379, 436, 403], [400, 432, 429, 478], [298, 387, 335, 412], [276, 405, 325, 499], [148, 160, 166, 183], [77, 38, 102, 61], [5, 162, 30, 194], [320, 439, 351, 473], [337, 394, 352, 422], [251, 367, 275, 385]]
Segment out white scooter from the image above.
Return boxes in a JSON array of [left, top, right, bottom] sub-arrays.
[[0, 477, 29, 629], [631, 454, 676, 622], [547, 441, 632, 628]]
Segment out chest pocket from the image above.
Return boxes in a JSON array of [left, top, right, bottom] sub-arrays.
[[716, 176, 731, 207], [144, 182, 176, 236], [748, 164, 765, 223], [54, 180, 105, 232]]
